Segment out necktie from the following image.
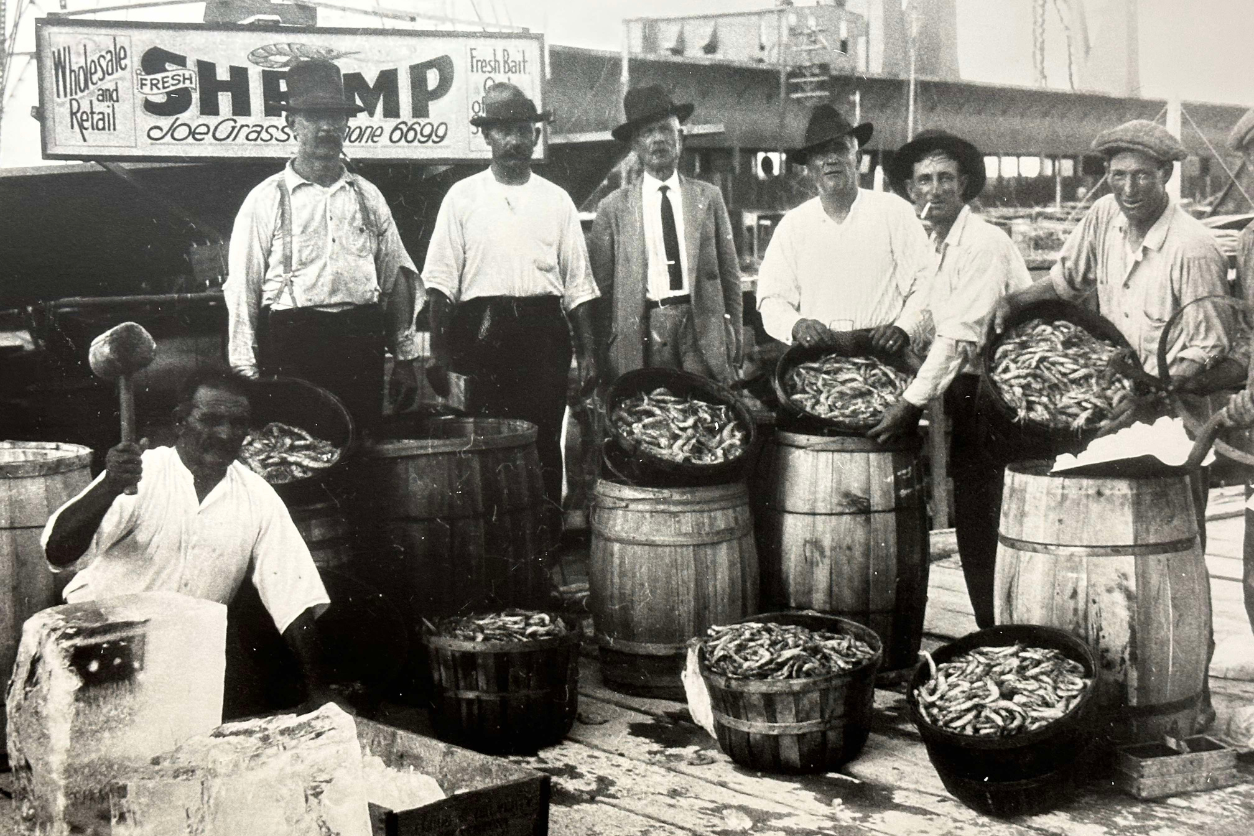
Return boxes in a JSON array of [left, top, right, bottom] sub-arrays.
[[659, 185, 683, 292]]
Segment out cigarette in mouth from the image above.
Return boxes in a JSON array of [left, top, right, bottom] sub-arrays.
[[920, 201, 932, 220]]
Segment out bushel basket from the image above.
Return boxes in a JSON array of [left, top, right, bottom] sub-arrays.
[[772, 334, 917, 437], [245, 376, 355, 503], [906, 624, 1099, 817], [698, 611, 882, 774], [604, 368, 755, 488], [978, 299, 1140, 460]]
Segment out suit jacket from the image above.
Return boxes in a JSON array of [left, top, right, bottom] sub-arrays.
[[588, 175, 743, 384]]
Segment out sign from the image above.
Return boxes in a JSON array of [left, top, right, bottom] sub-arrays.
[[35, 19, 546, 162]]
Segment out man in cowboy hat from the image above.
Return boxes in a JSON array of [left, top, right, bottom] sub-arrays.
[[994, 119, 1233, 427], [225, 58, 421, 433], [587, 85, 742, 386], [423, 82, 599, 545], [755, 104, 934, 356], [870, 129, 1032, 628]]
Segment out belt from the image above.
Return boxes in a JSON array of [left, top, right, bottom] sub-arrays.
[[645, 294, 691, 311]]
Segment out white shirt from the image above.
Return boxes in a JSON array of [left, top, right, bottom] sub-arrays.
[[641, 171, 690, 301], [422, 168, 600, 313], [42, 446, 330, 635], [756, 189, 935, 343], [225, 163, 421, 376], [902, 206, 1033, 406]]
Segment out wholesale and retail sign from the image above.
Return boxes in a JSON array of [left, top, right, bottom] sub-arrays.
[[35, 19, 545, 161]]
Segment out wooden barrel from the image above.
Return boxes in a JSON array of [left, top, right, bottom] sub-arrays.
[[700, 613, 882, 774], [424, 625, 580, 754], [756, 430, 929, 672], [994, 462, 1211, 745], [589, 479, 758, 700], [288, 500, 354, 573], [354, 417, 552, 623], [0, 442, 92, 746]]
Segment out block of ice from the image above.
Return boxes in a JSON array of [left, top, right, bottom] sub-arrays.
[[361, 753, 445, 812], [6, 591, 226, 836], [110, 703, 371, 836]]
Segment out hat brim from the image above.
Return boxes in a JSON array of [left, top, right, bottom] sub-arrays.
[[470, 109, 555, 128], [887, 133, 987, 202], [791, 122, 874, 165], [610, 103, 696, 143]]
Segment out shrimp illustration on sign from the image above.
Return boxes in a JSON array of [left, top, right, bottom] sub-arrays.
[[247, 43, 360, 69]]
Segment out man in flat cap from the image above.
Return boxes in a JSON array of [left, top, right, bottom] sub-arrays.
[[756, 104, 933, 356], [996, 118, 1235, 731], [226, 59, 422, 433], [871, 130, 1032, 628], [587, 86, 742, 386], [423, 82, 599, 545], [995, 119, 1233, 417]]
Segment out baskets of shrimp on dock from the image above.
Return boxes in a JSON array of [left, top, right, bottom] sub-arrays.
[[772, 335, 917, 437], [978, 300, 1146, 458], [604, 368, 754, 487], [697, 612, 882, 774], [906, 624, 1099, 818], [423, 610, 580, 755]]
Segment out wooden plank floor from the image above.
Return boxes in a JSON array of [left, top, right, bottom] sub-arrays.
[[0, 494, 1251, 834]]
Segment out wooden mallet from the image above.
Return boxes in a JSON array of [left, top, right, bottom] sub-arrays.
[[89, 322, 157, 494]]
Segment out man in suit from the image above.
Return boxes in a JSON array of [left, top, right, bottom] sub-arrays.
[[588, 86, 743, 386]]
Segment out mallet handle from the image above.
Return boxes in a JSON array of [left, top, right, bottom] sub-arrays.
[[119, 375, 138, 496]]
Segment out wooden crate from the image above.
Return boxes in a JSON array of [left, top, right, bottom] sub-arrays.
[[356, 718, 550, 836], [1115, 735, 1240, 800]]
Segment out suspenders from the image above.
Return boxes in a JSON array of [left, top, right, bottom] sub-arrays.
[[272, 172, 378, 309]]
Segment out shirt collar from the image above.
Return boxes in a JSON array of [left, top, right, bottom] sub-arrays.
[[284, 160, 352, 193], [642, 170, 682, 195], [1114, 196, 1176, 253], [939, 204, 973, 250]]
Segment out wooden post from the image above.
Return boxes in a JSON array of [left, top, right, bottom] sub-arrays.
[[1166, 94, 1182, 203]]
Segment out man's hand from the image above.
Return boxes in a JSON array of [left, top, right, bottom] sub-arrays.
[[103, 439, 147, 496], [792, 319, 836, 350], [576, 354, 598, 399], [425, 356, 451, 399], [869, 324, 908, 355], [389, 359, 420, 413], [1097, 391, 1160, 437], [1220, 389, 1254, 429], [868, 399, 924, 444], [991, 296, 1015, 335]]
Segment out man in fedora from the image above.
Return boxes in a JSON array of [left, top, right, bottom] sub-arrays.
[[755, 104, 933, 355], [870, 129, 1032, 628], [423, 82, 599, 544], [225, 58, 421, 433], [587, 85, 742, 386]]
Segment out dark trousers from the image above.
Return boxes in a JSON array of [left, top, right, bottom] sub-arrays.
[[448, 296, 572, 539], [259, 305, 386, 435], [947, 374, 1003, 629]]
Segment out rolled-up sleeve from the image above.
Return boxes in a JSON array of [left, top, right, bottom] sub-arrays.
[[756, 216, 803, 343], [250, 497, 330, 635], [224, 185, 277, 376], [40, 469, 139, 573], [421, 192, 466, 304], [366, 187, 422, 361], [1049, 204, 1104, 303], [557, 196, 600, 313]]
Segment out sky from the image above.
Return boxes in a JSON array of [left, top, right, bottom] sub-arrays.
[[501, 0, 1254, 107]]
